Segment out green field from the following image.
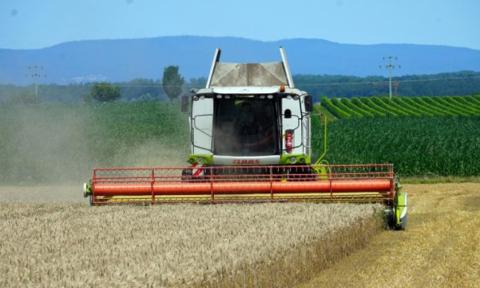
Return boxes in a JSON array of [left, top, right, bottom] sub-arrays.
[[313, 95, 480, 177], [320, 95, 480, 119], [311, 116, 480, 176], [0, 99, 479, 183]]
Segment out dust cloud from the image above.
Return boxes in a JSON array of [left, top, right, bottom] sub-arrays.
[[0, 103, 187, 202], [0, 104, 91, 184], [110, 139, 187, 167]]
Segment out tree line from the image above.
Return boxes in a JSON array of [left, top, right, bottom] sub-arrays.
[[1, 70, 479, 104], [89, 66, 185, 102], [294, 71, 480, 101]]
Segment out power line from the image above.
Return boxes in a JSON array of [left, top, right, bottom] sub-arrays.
[[293, 75, 480, 88], [379, 56, 401, 99], [82, 75, 480, 89], [26, 65, 46, 102], [9, 75, 480, 90]]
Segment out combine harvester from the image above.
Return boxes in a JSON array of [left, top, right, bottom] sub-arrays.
[[83, 48, 407, 229]]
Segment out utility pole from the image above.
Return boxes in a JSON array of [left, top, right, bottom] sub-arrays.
[[26, 65, 46, 102], [379, 56, 400, 99]]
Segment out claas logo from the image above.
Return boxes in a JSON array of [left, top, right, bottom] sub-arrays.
[[232, 159, 261, 165]]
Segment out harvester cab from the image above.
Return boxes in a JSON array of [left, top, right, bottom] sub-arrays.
[[83, 48, 407, 230], [185, 48, 312, 170]]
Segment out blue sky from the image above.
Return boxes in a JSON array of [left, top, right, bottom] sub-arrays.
[[1, 0, 479, 50]]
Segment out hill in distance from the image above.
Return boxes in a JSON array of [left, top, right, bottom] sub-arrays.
[[1, 36, 480, 84]]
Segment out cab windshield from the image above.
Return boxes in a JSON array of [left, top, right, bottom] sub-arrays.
[[213, 96, 279, 156]]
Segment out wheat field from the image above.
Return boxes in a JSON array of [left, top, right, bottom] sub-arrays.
[[0, 200, 381, 288], [299, 183, 480, 288]]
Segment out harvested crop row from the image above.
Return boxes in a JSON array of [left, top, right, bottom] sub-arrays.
[[299, 183, 480, 288], [0, 202, 381, 288]]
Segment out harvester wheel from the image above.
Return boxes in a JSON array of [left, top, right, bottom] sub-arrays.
[[83, 182, 94, 206], [396, 213, 408, 230], [181, 168, 193, 181], [394, 191, 408, 230], [182, 168, 210, 182], [383, 208, 395, 229]]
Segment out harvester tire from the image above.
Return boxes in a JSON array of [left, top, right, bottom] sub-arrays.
[[181, 169, 193, 181], [384, 209, 395, 229], [396, 214, 407, 231], [394, 191, 408, 230]]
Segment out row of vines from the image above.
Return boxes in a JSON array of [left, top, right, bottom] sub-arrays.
[[320, 95, 480, 119]]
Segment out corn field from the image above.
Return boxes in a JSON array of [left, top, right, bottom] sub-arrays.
[[311, 116, 480, 176]]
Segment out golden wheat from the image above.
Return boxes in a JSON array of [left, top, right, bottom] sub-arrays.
[[299, 183, 480, 288], [0, 202, 381, 287]]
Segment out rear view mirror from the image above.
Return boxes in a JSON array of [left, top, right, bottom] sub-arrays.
[[284, 109, 292, 119], [181, 95, 189, 113], [305, 95, 313, 112]]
